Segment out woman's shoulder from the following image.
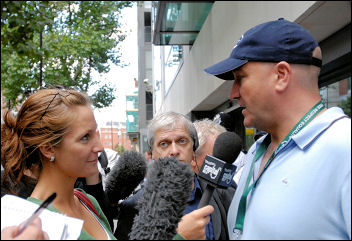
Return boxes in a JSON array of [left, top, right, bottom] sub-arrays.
[[75, 188, 99, 205]]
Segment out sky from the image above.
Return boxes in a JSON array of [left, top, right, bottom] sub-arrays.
[[91, 3, 138, 127]]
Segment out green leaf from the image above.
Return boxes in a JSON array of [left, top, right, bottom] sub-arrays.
[[1, 1, 133, 109]]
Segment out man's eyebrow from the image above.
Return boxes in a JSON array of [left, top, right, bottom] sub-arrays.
[[158, 135, 190, 142], [233, 69, 245, 81], [156, 137, 171, 143], [234, 68, 244, 75]]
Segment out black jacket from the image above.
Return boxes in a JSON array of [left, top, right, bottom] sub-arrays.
[[198, 178, 235, 240], [114, 187, 144, 240], [114, 176, 236, 240]]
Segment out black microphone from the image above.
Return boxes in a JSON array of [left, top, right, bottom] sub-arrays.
[[98, 150, 110, 174], [197, 131, 242, 208], [129, 156, 194, 240], [105, 150, 147, 205]]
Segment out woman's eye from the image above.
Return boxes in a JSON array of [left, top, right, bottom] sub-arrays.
[[81, 134, 89, 141]]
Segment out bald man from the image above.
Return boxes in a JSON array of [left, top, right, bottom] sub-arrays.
[[205, 18, 351, 239]]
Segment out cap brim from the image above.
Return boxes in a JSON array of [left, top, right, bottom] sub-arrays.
[[204, 58, 248, 80]]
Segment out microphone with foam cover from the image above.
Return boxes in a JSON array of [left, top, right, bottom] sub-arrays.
[[129, 156, 194, 240], [197, 131, 242, 208], [105, 150, 147, 205]]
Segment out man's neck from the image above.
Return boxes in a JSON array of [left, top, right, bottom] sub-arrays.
[[270, 97, 324, 145]]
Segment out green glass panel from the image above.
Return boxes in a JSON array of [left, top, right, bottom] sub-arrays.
[[126, 111, 139, 132], [159, 33, 199, 45], [161, 2, 213, 32], [155, 2, 213, 45]]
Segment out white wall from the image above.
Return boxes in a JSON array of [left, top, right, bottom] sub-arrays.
[[159, 1, 317, 115]]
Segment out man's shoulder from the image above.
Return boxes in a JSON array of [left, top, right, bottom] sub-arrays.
[[197, 177, 235, 198], [215, 185, 235, 199], [302, 107, 350, 148]]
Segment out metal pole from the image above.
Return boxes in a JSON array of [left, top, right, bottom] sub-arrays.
[[39, 30, 43, 87]]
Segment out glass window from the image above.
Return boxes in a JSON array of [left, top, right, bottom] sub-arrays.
[[164, 45, 183, 94], [320, 77, 351, 116], [152, 46, 162, 112], [146, 91, 153, 121], [153, 2, 213, 45], [144, 1, 152, 9], [145, 50, 152, 69]]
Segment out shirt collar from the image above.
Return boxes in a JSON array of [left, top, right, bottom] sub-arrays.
[[291, 107, 347, 150], [252, 133, 269, 155], [251, 107, 348, 153]]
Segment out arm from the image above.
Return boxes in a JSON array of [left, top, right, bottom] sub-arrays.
[[176, 205, 214, 240]]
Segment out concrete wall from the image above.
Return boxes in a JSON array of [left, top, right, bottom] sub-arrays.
[[160, 1, 317, 115]]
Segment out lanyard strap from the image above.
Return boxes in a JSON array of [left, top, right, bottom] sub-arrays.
[[234, 100, 325, 232]]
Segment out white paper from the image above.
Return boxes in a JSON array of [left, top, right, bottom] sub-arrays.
[[1, 194, 84, 240]]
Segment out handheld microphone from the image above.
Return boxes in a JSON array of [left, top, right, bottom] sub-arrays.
[[129, 156, 194, 240], [105, 151, 147, 204], [197, 131, 242, 208]]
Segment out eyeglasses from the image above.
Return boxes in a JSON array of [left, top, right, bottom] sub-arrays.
[[40, 91, 71, 120]]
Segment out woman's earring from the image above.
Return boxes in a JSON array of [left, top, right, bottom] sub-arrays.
[[50, 156, 55, 162]]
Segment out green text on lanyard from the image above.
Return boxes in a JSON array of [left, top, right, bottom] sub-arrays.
[[233, 100, 325, 237]]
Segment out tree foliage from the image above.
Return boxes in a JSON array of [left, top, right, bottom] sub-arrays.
[[114, 143, 126, 154], [1, 1, 132, 109]]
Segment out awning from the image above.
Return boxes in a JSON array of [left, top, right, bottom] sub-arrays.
[[153, 1, 214, 45]]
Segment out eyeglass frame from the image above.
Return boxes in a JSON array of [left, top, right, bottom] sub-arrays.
[[40, 90, 71, 121]]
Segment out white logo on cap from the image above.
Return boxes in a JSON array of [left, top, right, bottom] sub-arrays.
[[233, 34, 244, 49]]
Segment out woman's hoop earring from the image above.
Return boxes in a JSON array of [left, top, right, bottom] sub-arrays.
[[50, 156, 55, 162]]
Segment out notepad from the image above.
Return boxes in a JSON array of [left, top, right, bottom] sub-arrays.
[[1, 194, 84, 240]]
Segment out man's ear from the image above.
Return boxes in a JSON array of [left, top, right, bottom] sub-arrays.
[[39, 144, 55, 160], [190, 155, 198, 173], [274, 61, 291, 92], [190, 154, 197, 168]]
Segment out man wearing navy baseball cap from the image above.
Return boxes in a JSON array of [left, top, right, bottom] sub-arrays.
[[205, 18, 351, 240]]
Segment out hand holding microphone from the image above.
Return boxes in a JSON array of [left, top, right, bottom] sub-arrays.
[[129, 156, 194, 240], [177, 205, 214, 240], [129, 132, 242, 240]]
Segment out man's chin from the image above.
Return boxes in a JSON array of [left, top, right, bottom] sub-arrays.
[[243, 118, 255, 129]]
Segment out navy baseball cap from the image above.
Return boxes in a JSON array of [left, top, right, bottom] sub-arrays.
[[204, 18, 322, 80]]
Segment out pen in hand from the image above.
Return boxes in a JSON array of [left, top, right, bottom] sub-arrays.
[[16, 192, 57, 236]]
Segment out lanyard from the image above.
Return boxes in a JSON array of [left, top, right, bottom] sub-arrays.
[[233, 100, 325, 235]]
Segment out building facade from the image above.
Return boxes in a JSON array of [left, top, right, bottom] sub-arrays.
[[99, 121, 132, 152], [150, 1, 351, 151], [137, 2, 153, 154]]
